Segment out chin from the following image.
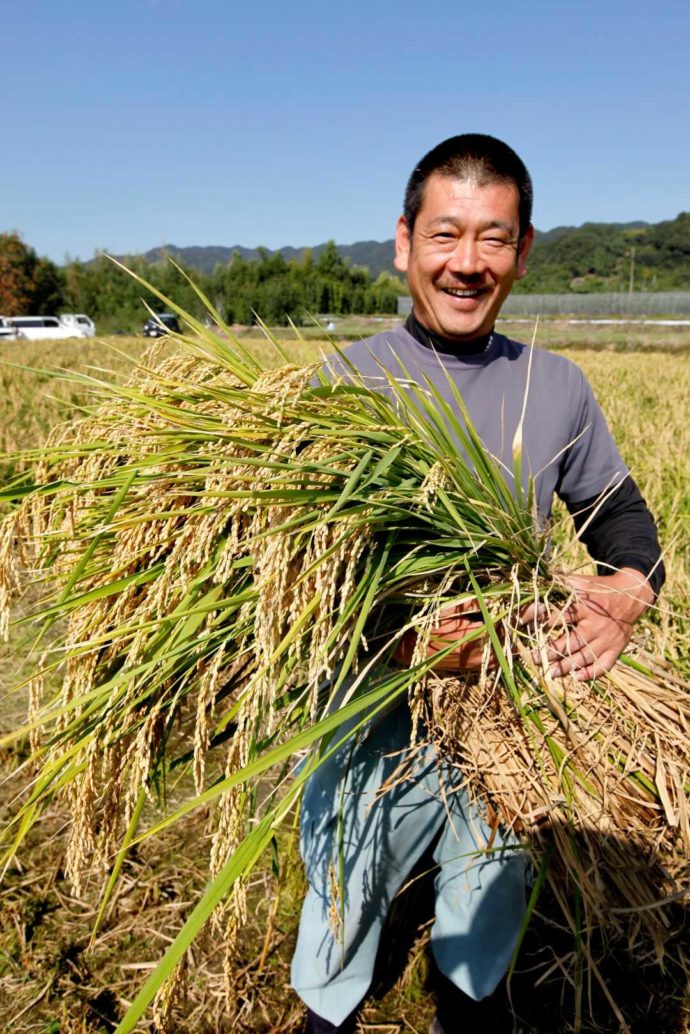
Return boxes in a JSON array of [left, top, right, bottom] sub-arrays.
[[435, 306, 492, 341], [439, 319, 490, 341]]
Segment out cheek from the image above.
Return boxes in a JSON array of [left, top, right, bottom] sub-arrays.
[[410, 257, 443, 286]]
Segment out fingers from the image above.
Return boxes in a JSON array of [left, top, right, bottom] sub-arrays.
[[428, 616, 490, 672], [539, 630, 597, 680], [534, 618, 623, 682], [544, 645, 619, 683], [433, 614, 484, 638], [521, 582, 626, 682], [392, 628, 417, 666], [392, 611, 490, 673], [542, 621, 588, 659], [428, 639, 493, 673], [520, 597, 580, 632], [432, 599, 485, 646], [436, 599, 484, 626]]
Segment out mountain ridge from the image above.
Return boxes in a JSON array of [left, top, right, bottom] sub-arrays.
[[129, 239, 399, 278]]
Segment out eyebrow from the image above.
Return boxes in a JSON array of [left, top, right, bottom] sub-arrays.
[[427, 216, 517, 234]]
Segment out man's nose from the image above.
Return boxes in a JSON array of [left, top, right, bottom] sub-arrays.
[[446, 236, 486, 276]]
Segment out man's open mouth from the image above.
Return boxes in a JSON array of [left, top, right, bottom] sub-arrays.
[[440, 286, 487, 299]]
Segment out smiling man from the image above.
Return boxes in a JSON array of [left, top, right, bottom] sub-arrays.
[[292, 134, 664, 1034], [395, 173, 532, 342]]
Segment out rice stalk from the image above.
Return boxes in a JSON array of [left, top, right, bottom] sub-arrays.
[[0, 285, 688, 1031]]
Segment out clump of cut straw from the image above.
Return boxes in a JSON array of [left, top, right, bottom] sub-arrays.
[[426, 651, 690, 950], [0, 284, 687, 1032]]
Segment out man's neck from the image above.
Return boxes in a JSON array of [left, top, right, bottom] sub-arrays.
[[405, 312, 492, 356]]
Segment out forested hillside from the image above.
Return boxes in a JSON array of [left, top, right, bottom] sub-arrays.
[[513, 213, 690, 292]]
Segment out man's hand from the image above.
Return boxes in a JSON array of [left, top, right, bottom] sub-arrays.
[[394, 599, 490, 673], [395, 568, 654, 681], [521, 566, 654, 682]]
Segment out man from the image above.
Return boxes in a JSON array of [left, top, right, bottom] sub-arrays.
[[291, 134, 664, 1033]]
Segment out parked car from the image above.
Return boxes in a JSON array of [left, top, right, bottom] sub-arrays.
[[0, 316, 17, 340], [142, 313, 180, 337], [60, 313, 96, 337], [6, 316, 88, 341]]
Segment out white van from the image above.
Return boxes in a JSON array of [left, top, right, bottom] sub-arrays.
[[7, 316, 90, 341], [60, 313, 96, 336], [0, 316, 17, 340]]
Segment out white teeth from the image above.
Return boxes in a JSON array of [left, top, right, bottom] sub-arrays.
[[443, 288, 482, 298]]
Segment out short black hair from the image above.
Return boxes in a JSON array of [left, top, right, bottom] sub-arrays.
[[403, 133, 533, 239]]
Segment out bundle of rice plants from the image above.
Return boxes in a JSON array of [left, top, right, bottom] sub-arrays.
[[0, 284, 687, 1032]]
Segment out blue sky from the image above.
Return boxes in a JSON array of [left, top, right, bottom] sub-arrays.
[[3, 0, 689, 264]]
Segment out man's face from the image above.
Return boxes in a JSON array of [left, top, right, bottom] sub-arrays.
[[394, 173, 533, 341]]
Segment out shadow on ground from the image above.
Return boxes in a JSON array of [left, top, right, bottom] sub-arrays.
[[366, 827, 690, 1034]]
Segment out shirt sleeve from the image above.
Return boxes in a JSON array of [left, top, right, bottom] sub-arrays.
[[565, 476, 665, 597], [555, 369, 629, 505]]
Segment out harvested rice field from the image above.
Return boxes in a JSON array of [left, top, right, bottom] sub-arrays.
[[0, 325, 688, 1034]]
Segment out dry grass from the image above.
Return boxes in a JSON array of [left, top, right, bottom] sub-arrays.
[[0, 339, 145, 461], [498, 319, 690, 354], [0, 789, 307, 1033]]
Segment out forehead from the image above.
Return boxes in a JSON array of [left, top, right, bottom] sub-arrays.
[[415, 173, 521, 229]]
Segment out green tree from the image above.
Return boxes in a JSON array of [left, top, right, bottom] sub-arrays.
[[316, 240, 347, 279], [0, 233, 64, 315]]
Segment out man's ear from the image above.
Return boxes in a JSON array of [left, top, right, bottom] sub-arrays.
[[394, 216, 411, 273], [516, 224, 534, 280]]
